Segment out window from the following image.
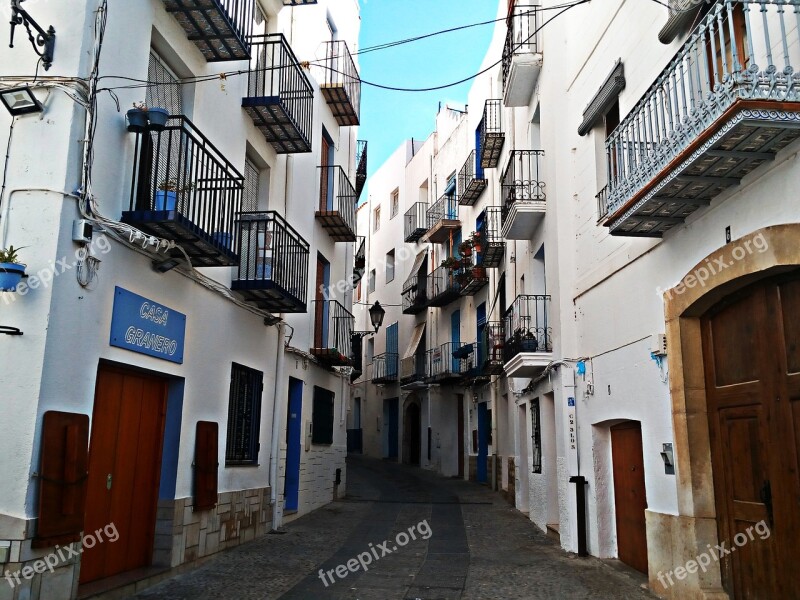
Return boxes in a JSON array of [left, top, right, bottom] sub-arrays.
[[368, 269, 376, 294], [225, 364, 264, 465], [366, 337, 374, 364], [390, 189, 399, 218], [147, 52, 183, 116], [373, 205, 381, 232], [312, 386, 335, 445], [355, 280, 362, 302], [386, 249, 395, 283], [243, 158, 260, 212], [530, 399, 542, 473]]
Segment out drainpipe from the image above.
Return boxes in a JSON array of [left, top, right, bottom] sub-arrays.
[[270, 322, 287, 530]]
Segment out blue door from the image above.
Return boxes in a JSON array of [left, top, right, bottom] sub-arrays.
[[284, 378, 303, 511], [475, 124, 485, 180], [451, 310, 461, 373], [385, 398, 399, 459], [386, 322, 398, 378], [477, 302, 486, 371], [477, 402, 489, 483]]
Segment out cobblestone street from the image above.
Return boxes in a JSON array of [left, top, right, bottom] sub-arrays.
[[134, 457, 654, 599]]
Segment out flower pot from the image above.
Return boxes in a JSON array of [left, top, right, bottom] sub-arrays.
[[0, 262, 26, 292], [459, 245, 472, 257], [154, 190, 178, 211], [126, 108, 148, 133], [213, 231, 233, 250], [472, 267, 486, 279], [146, 107, 170, 131]]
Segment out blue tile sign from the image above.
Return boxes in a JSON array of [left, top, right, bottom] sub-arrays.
[[110, 287, 186, 364]]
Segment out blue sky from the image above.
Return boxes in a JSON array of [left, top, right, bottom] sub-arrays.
[[357, 0, 497, 183]]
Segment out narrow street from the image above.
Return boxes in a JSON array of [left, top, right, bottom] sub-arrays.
[[134, 457, 653, 600]]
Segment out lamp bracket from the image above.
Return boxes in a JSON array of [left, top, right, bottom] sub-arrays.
[[10, 0, 56, 70], [0, 325, 23, 336]]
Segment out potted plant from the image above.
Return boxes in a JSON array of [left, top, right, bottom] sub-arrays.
[[458, 239, 473, 257], [146, 107, 170, 131], [472, 265, 487, 280], [126, 102, 148, 133], [0, 245, 26, 292], [471, 230, 483, 254], [441, 256, 462, 271], [155, 180, 193, 211]]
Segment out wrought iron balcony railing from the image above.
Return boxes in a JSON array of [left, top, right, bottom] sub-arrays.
[[427, 264, 461, 307], [311, 299, 355, 366], [480, 99, 505, 168], [401, 353, 428, 386], [458, 149, 487, 206], [478, 207, 504, 268], [478, 322, 505, 376], [603, 0, 800, 236], [425, 194, 460, 243], [404, 202, 429, 242], [123, 115, 243, 267], [504, 295, 552, 362], [502, 2, 542, 105], [457, 254, 489, 297], [317, 41, 361, 126], [402, 273, 429, 314], [244, 34, 313, 154], [371, 353, 399, 384], [232, 211, 309, 313], [355, 140, 368, 200], [501, 150, 546, 239], [316, 165, 357, 242], [161, 0, 253, 61], [426, 342, 478, 383], [596, 185, 609, 222]]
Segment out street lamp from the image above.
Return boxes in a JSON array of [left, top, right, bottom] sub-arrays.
[[352, 301, 386, 339]]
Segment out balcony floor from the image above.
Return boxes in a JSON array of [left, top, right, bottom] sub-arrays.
[[161, 0, 249, 61], [460, 276, 489, 296], [608, 101, 800, 237], [504, 351, 554, 378], [480, 242, 505, 268], [502, 201, 546, 239], [230, 280, 306, 313], [427, 287, 461, 308], [481, 133, 505, 169], [423, 220, 460, 244], [243, 97, 312, 154], [311, 348, 351, 367], [372, 375, 398, 385], [121, 210, 238, 267], [401, 377, 428, 390], [504, 52, 543, 108], [482, 360, 505, 377], [405, 228, 428, 243], [459, 179, 487, 206], [402, 300, 428, 315], [316, 211, 357, 242], [321, 85, 359, 127]]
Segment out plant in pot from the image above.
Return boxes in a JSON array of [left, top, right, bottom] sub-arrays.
[[471, 265, 487, 280], [441, 256, 461, 271], [0, 245, 27, 292], [458, 238, 473, 257], [471, 230, 483, 254], [146, 107, 170, 131], [155, 180, 193, 212], [126, 102, 149, 133]]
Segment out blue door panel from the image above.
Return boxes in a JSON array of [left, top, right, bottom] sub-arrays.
[[284, 378, 303, 511]]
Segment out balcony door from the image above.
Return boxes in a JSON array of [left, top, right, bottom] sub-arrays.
[[477, 302, 487, 369], [320, 130, 335, 211], [314, 256, 330, 348], [386, 322, 398, 378], [451, 310, 461, 373]]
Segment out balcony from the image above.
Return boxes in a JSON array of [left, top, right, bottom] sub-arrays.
[[316, 166, 357, 242], [161, 0, 252, 61], [354, 236, 366, 286], [480, 100, 505, 168], [457, 254, 489, 297], [503, 3, 543, 107], [244, 34, 313, 154], [602, 0, 800, 237], [404, 202, 429, 242], [401, 353, 428, 389], [371, 353, 399, 384], [318, 41, 361, 126], [427, 265, 461, 307], [504, 295, 553, 377], [311, 299, 354, 367], [123, 116, 242, 267], [426, 342, 478, 384], [424, 194, 460, 244], [231, 211, 309, 313], [478, 322, 505, 376], [478, 207, 504, 268], [501, 150, 546, 239], [402, 274, 429, 314], [355, 140, 368, 200], [458, 149, 487, 206]]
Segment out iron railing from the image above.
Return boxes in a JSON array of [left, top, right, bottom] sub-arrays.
[[355, 140, 368, 199], [458, 149, 487, 206], [596, 185, 609, 221], [502, 3, 541, 89], [127, 115, 243, 257], [401, 352, 428, 383], [317, 40, 361, 126], [318, 165, 357, 236], [478, 207, 504, 267], [402, 273, 429, 313], [426, 193, 459, 230], [234, 211, 309, 310], [161, 0, 254, 61], [244, 34, 314, 153], [603, 0, 800, 217], [404, 202, 429, 242], [478, 322, 506, 374], [504, 295, 552, 362], [428, 264, 461, 306], [457, 253, 489, 296], [312, 299, 355, 360], [501, 150, 546, 224], [371, 352, 399, 382], [427, 342, 478, 381], [480, 99, 505, 168]]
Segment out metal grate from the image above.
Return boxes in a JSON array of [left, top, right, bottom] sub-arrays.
[[146, 52, 183, 115], [243, 159, 260, 212], [226, 363, 263, 464]]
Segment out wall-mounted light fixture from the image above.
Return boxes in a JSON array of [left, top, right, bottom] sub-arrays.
[[352, 301, 386, 339], [660, 443, 675, 475], [0, 86, 43, 116], [9, 0, 56, 71]]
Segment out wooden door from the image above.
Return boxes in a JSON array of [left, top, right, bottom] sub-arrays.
[[80, 367, 167, 584], [611, 421, 648, 574], [702, 274, 800, 598], [319, 136, 331, 211], [314, 257, 327, 349]]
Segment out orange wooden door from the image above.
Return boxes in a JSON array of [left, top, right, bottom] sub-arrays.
[[319, 136, 331, 211], [610, 421, 648, 574], [314, 258, 326, 349], [80, 367, 167, 583], [702, 274, 800, 598]]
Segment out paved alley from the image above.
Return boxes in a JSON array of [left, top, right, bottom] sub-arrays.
[[133, 457, 653, 600]]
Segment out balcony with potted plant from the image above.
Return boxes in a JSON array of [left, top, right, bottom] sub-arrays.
[[457, 238, 489, 297], [503, 294, 554, 377]]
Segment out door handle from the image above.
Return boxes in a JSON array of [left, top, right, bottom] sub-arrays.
[[106, 473, 113, 491], [759, 480, 773, 529]]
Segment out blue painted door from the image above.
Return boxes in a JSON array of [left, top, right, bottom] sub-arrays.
[[477, 402, 489, 483], [386, 322, 398, 378], [284, 378, 303, 511], [477, 302, 486, 371], [385, 398, 399, 459], [451, 310, 461, 373], [475, 124, 485, 180]]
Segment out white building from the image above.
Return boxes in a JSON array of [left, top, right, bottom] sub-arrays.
[[0, 0, 363, 597]]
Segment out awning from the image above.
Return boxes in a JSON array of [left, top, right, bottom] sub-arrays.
[[577, 60, 625, 136], [402, 250, 427, 292], [658, 2, 704, 44], [403, 322, 426, 360]]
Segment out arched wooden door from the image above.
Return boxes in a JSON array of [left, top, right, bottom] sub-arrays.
[[702, 273, 800, 598]]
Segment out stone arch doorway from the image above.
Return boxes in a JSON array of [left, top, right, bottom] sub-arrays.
[[403, 398, 421, 466], [663, 224, 800, 598]]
